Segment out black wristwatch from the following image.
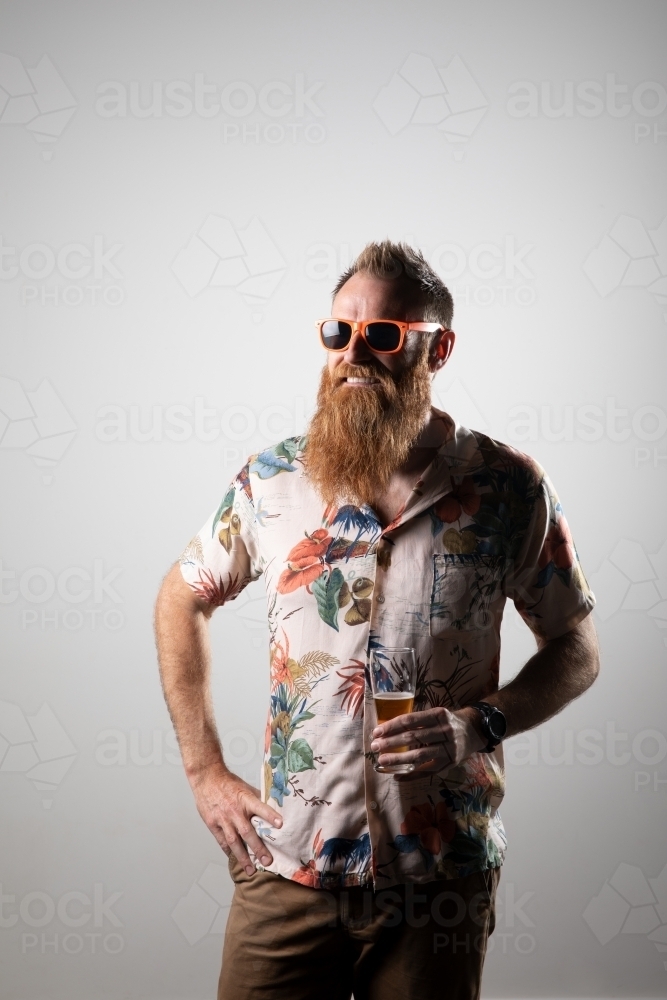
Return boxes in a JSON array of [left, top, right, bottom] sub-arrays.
[[471, 702, 507, 753]]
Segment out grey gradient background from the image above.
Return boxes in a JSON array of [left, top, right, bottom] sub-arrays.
[[1, 1, 666, 997]]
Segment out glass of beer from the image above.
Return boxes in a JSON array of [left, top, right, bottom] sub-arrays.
[[370, 646, 416, 774]]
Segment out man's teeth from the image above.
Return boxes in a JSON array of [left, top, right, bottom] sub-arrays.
[[346, 377, 379, 383]]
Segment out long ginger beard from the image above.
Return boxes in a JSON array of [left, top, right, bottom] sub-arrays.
[[305, 344, 433, 507]]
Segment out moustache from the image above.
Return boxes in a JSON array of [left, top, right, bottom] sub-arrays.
[[332, 362, 397, 388]]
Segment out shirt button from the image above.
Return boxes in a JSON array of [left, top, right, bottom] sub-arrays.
[[369, 801, 378, 810], [377, 595, 385, 604]]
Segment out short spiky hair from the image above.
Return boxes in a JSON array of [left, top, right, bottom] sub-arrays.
[[332, 240, 453, 329]]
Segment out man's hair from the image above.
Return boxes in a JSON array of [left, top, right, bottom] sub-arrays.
[[332, 240, 454, 330]]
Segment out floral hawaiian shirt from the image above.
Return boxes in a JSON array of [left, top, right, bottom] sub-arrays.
[[179, 409, 595, 890]]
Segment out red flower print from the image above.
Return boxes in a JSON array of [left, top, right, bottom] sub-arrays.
[[538, 520, 574, 570], [292, 864, 318, 887], [383, 502, 406, 534], [335, 660, 366, 718], [401, 801, 456, 855], [292, 829, 325, 885], [277, 529, 332, 593], [463, 754, 494, 791], [188, 569, 247, 607], [433, 477, 481, 524], [270, 631, 292, 690], [322, 502, 338, 526]]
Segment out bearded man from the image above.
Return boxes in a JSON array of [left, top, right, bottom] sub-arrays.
[[155, 241, 599, 1000]]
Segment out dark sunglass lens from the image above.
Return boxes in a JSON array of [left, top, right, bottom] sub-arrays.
[[366, 322, 401, 352], [321, 321, 352, 350]]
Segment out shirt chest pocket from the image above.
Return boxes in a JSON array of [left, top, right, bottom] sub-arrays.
[[429, 554, 505, 637]]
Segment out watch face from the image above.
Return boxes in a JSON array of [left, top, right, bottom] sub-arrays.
[[488, 709, 507, 741]]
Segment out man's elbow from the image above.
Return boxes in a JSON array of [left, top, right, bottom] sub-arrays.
[[576, 613, 600, 689], [539, 614, 600, 693], [584, 644, 600, 690]]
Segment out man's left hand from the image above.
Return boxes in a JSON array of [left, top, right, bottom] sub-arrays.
[[370, 706, 487, 778]]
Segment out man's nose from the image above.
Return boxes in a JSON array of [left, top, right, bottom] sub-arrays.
[[342, 329, 373, 365]]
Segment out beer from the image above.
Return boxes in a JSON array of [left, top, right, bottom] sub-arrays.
[[373, 691, 414, 723], [373, 691, 414, 754], [370, 647, 416, 773]]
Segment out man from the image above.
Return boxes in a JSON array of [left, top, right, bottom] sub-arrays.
[[155, 242, 599, 1000]]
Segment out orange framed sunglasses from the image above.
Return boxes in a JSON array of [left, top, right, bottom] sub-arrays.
[[316, 318, 445, 354]]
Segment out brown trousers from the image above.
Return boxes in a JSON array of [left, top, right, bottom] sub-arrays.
[[218, 857, 500, 1000]]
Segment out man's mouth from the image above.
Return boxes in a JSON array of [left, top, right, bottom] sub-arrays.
[[342, 376, 381, 386]]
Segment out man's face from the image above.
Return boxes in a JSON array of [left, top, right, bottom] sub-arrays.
[[305, 272, 452, 506], [327, 272, 435, 381]]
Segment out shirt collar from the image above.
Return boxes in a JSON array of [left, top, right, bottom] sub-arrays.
[[381, 410, 481, 533]]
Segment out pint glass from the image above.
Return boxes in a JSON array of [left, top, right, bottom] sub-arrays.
[[370, 646, 416, 774]]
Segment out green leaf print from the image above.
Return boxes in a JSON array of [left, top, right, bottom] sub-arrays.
[[312, 567, 345, 631], [287, 737, 315, 773], [249, 439, 302, 480], [210, 485, 235, 537], [280, 438, 299, 462]]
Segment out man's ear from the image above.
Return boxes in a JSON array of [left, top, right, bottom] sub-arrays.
[[429, 329, 456, 372]]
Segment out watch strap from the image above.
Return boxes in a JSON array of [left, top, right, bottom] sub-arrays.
[[471, 701, 505, 753]]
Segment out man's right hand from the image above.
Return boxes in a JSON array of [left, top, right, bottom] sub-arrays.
[[189, 764, 283, 876], [155, 567, 283, 876]]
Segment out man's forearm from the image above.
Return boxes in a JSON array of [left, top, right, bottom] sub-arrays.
[[154, 566, 224, 779], [155, 566, 282, 872], [460, 615, 600, 743]]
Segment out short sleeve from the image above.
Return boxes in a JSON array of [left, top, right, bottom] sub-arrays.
[[179, 463, 263, 607], [504, 472, 595, 640]]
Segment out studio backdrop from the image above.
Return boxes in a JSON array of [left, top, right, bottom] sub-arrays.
[[1, 1, 666, 997]]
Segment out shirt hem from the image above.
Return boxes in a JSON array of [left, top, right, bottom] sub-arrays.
[[532, 595, 596, 641], [262, 856, 505, 890]]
